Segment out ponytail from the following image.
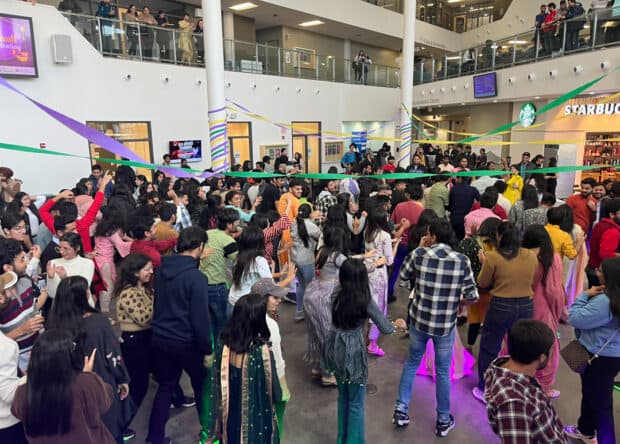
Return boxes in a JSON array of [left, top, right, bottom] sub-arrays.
[[297, 204, 311, 248]]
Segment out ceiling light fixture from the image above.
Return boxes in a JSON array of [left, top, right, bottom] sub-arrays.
[[508, 40, 527, 44], [299, 20, 324, 27], [229, 2, 258, 11], [447, 0, 462, 3]]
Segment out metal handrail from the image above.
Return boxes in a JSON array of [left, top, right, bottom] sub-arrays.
[[61, 11, 401, 88], [415, 6, 620, 85]]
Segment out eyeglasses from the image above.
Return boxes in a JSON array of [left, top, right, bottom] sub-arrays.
[[11, 225, 26, 232]]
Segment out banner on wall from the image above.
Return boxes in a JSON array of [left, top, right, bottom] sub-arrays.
[[351, 130, 367, 154]]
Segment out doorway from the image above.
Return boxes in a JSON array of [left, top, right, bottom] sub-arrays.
[[227, 122, 253, 167], [291, 121, 321, 173], [86, 121, 153, 178]]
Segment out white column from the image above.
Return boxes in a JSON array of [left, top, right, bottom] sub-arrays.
[[203, 0, 228, 172], [223, 11, 235, 69], [398, 0, 416, 167], [344, 39, 351, 82]]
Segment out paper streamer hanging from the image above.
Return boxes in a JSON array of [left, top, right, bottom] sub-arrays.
[[0, 77, 212, 179], [2, 140, 616, 183]]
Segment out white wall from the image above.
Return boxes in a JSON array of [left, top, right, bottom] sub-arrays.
[[0, 3, 399, 194]]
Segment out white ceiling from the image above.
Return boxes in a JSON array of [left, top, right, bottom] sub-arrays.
[[215, 0, 404, 51]]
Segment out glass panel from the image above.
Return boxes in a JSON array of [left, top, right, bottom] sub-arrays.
[[227, 122, 250, 137]]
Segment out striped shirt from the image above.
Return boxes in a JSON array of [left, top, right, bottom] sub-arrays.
[[0, 278, 39, 356]]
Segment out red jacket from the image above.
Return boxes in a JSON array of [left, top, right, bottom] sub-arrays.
[[130, 238, 178, 269], [588, 218, 620, 269], [39, 192, 104, 253]]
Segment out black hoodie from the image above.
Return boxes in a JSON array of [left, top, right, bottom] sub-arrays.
[[152, 254, 212, 354]]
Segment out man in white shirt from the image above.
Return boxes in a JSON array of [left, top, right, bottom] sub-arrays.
[[0, 271, 27, 443]]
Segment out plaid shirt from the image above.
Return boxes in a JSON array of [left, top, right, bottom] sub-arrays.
[[400, 243, 478, 336], [174, 204, 192, 231], [315, 191, 337, 226], [485, 357, 568, 444]]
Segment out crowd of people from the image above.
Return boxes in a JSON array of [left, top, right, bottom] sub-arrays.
[[0, 142, 618, 444]]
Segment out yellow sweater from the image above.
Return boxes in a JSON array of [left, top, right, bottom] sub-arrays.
[[545, 224, 577, 260]]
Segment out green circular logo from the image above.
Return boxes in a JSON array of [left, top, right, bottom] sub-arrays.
[[519, 103, 537, 128]]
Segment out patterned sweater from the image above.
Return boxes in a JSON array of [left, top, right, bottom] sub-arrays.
[[116, 286, 154, 333]]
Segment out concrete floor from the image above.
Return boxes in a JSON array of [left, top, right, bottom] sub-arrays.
[[130, 290, 620, 443]]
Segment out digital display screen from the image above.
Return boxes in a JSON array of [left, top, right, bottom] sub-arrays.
[[473, 72, 497, 98], [0, 14, 38, 77], [169, 140, 202, 163]]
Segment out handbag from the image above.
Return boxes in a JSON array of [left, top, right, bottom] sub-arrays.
[[560, 330, 618, 374]]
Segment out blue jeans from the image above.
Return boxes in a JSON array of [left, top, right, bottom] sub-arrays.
[[477, 297, 533, 390], [208, 284, 228, 343], [388, 243, 409, 300], [337, 382, 366, 444], [395, 325, 455, 423], [295, 263, 315, 315]]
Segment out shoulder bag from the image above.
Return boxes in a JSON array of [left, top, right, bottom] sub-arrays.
[[561, 330, 618, 374]]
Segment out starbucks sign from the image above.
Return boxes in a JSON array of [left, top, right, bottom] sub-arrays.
[[519, 103, 537, 127]]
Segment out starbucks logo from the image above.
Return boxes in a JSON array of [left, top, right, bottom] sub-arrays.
[[519, 103, 537, 128]]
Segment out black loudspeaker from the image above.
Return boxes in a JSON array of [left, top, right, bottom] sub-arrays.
[[51, 34, 73, 64]]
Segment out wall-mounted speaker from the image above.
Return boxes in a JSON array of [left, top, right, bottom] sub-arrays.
[[51, 34, 73, 64]]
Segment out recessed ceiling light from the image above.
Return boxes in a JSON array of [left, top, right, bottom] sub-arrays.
[[299, 20, 324, 27], [447, 0, 462, 3], [493, 99, 498, 103], [535, 96, 541, 99], [589, 91, 596, 95], [461, 102, 466, 105], [229, 2, 258, 11], [508, 40, 527, 44]]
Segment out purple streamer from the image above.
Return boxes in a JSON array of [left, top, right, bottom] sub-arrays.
[[0, 77, 220, 178], [208, 106, 226, 114]]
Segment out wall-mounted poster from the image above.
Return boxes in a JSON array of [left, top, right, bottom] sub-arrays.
[[293, 47, 316, 69], [0, 14, 38, 77], [324, 141, 344, 162]]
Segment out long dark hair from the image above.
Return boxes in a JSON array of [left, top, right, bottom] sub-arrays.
[[113, 253, 152, 298], [522, 224, 554, 286], [220, 293, 270, 353], [24, 329, 81, 437], [332, 259, 371, 330], [46, 276, 97, 338], [407, 209, 438, 251], [477, 217, 502, 249], [556, 204, 575, 234], [10, 192, 39, 220], [94, 208, 126, 237], [497, 222, 521, 260], [232, 226, 266, 288], [317, 226, 350, 269], [296, 203, 312, 248], [521, 184, 539, 211], [198, 194, 221, 230], [601, 257, 620, 318], [364, 208, 390, 243]]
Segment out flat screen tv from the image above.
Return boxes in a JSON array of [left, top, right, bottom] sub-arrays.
[[0, 14, 38, 78], [473, 72, 497, 98], [169, 140, 202, 163]]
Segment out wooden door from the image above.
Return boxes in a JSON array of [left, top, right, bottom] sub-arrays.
[[227, 122, 253, 167], [291, 121, 321, 173]]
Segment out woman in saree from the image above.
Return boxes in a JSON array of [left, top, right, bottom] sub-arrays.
[[178, 14, 196, 64], [201, 293, 281, 444]]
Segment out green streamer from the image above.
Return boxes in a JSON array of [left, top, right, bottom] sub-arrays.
[[1, 141, 616, 182], [458, 68, 617, 144]]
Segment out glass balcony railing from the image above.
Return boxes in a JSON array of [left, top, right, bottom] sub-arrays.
[[61, 12, 400, 88], [413, 7, 620, 85], [361, 0, 512, 32]]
